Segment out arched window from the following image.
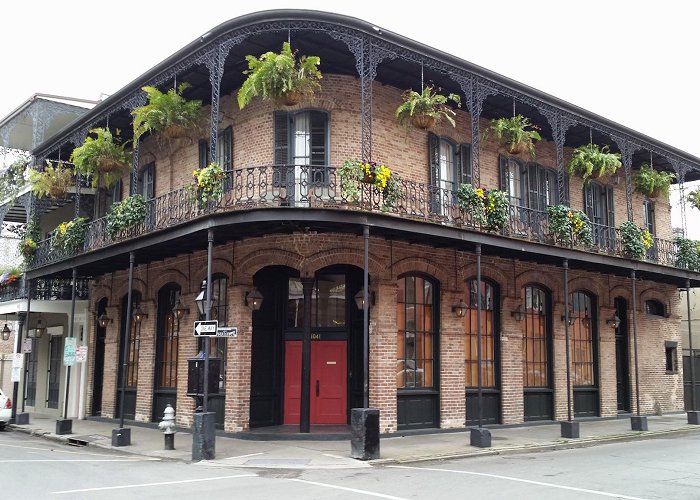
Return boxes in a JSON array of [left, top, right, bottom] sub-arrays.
[[464, 279, 497, 388], [397, 275, 436, 389], [156, 284, 180, 390], [571, 291, 595, 387], [645, 299, 665, 317]]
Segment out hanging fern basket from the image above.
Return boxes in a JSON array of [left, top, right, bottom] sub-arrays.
[[282, 90, 303, 106], [163, 124, 189, 139], [48, 185, 66, 198], [410, 114, 436, 130], [98, 157, 128, 173], [508, 143, 527, 155]]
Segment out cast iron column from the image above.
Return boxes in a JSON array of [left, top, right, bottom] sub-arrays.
[[470, 245, 490, 447], [203, 228, 214, 414], [630, 270, 647, 430], [10, 289, 27, 424], [686, 279, 699, 424], [113, 252, 135, 446], [561, 259, 578, 438], [19, 279, 31, 416], [300, 277, 314, 433], [57, 268, 78, 434], [363, 225, 369, 408]]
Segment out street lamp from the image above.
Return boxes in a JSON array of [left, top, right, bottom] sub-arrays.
[[98, 313, 113, 328], [34, 317, 46, 338], [245, 287, 264, 311], [354, 288, 374, 311], [172, 298, 189, 320], [195, 281, 216, 317], [606, 314, 621, 329], [452, 299, 469, 318], [1, 323, 10, 341], [133, 303, 148, 323]]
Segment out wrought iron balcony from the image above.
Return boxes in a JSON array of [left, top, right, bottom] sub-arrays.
[[27, 165, 681, 271], [0, 277, 90, 302]]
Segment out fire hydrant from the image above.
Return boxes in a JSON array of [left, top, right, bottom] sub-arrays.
[[158, 403, 176, 450]]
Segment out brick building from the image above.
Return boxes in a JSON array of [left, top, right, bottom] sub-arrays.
[[2, 10, 699, 433]]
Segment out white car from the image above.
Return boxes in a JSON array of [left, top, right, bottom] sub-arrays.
[[0, 388, 11, 429]]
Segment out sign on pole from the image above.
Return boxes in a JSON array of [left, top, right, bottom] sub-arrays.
[[216, 327, 238, 338], [22, 338, 32, 353], [63, 337, 77, 366], [76, 345, 88, 363], [193, 320, 218, 336]]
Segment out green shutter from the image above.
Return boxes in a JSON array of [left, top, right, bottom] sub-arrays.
[[221, 126, 233, 169], [274, 111, 289, 186], [459, 144, 472, 185], [198, 139, 208, 169], [428, 133, 440, 212]]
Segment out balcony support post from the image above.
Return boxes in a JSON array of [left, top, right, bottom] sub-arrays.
[[205, 46, 224, 164]]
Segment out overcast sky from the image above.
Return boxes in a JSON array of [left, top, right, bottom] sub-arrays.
[[2, 1, 699, 234]]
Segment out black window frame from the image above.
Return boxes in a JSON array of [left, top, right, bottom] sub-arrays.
[[645, 299, 666, 317], [136, 161, 155, 200], [665, 341, 678, 373], [273, 109, 330, 186], [198, 126, 233, 170]]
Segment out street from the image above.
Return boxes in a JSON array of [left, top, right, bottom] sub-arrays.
[[1, 429, 699, 499]]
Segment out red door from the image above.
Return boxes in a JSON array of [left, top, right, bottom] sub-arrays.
[[283, 340, 347, 425]]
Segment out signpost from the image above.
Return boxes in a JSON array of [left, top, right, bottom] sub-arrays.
[[63, 337, 76, 367], [216, 327, 238, 338], [194, 320, 218, 336]]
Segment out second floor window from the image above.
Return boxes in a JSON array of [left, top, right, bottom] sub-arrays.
[[274, 110, 328, 186], [584, 182, 614, 228], [428, 133, 471, 192], [137, 162, 155, 200], [96, 180, 122, 219], [198, 126, 233, 169], [643, 200, 655, 235], [499, 156, 563, 210]]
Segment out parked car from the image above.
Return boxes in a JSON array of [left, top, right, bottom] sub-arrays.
[[0, 388, 11, 429]]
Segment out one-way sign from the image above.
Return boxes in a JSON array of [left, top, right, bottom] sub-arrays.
[[194, 320, 218, 336]]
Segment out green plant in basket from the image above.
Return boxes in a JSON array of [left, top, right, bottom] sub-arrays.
[[52, 217, 88, 253], [567, 144, 621, 183], [633, 163, 675, 198], [190, 162, 224, 206], [456, 184, 509, 231], [132, 83, 204, 142], [619, 221, 652, 259], [674, 237, 700, 270]]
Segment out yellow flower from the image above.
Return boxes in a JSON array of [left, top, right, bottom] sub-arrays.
[[475, 188, 485, 199]]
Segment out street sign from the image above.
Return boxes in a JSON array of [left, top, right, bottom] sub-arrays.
[[63, 337, 77, 366], [216, 327, 238, 337], [194, 320, 218, 336]]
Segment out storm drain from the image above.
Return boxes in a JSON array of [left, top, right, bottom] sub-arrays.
[[67, 434, 107, 447]]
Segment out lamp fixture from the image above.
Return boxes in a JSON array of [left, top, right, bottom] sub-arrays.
[[97, 313, 113, 329], [452, 299, 469, 318], [354, 288, 375, 311], [560, 311, 575, 326], [606, 313, 621, 330], [1, 322, 10, 341], [172, 298, 189, 320], [611, 172, 621, 185], [194, 280, 217, 317], [582, 314, 591, 328], [34, 317, 47, 338], [510, 304, 525, 322], [245, 287, 264, 311], [133, 303, 148, 324]]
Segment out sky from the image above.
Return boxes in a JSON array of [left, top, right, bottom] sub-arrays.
[[2, 1, 699, 234]]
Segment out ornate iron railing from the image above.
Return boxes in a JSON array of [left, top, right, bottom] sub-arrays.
[[28, 165, 683, 271], [0, 277, 90, 302]]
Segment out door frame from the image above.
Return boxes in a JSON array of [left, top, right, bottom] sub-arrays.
[[614, 297, 631, 413]]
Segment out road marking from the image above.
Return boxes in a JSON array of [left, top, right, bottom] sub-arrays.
[[1, 459, 155, 463], [51, 474, 257, 494], [288, 478, 410, 499], [223, 452, 264, 460], [0, 442, 144, 459], [389, 465, 650, 500]]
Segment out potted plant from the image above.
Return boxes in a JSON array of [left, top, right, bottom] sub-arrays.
[[567, 143, 621, 183], [0, 268, 21, 288], [619, 221, 653, 259], [106, 195, 147, 239], [339, 160, 402, 211], [484, 115, 541, 158], [132, 83, 204, 142], [70, 128, 131, 188], [28, 161, 73, 198], [237, 42, 322, 109], [674, 236, 700, 270], [19, 238, 37, 259], [52, 217, 88, 253], [190, 162, 224, 206], [456, 184, 509, 231], [546, 204, 593, 246], [0, 157, 28, 202], [633, 163, 675, 198], [395, 85, 461, 130]]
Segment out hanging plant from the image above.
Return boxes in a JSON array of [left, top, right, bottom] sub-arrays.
[[339, 160, 402, 211], [237, 42, 322, 109], [52, 217, 88, 253], [395, 85, 461, 130], [132, 83, 204, 142], [484, 114, 541, 158], [70, 128, 131, 188], [456, 184, 509, 231], [546, 204, 593, 246], [674, 236, 700, 270], [190, 162, 224, 207], [28, 161, 74, 199], [687, 189, 700, 210], [567, 144, 621, 183], [633, 163, 675, 198]]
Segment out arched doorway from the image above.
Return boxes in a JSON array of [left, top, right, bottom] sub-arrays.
[[614, 297, 630, 413], [152, 283, 181, 421], [249, 265, 364, 428], [91, 298, 108, 416], [571, 290, 599, 417], [465, 278, 500, 425], [523, 284, 553, 421], [116, 290, 141, 421]]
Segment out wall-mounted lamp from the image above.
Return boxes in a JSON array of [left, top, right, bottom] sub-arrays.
[[195, 280, 217, 317], [172, 298, 190, 320], [611, 173, 621, 185], [582, 313, 591, 328], [97, 313, 113, 329], [133, 303, 148, 324], [606, 314, 621, 330], [510, 304, 525, 322], [1, 323, 10, 341], [560, 311, 575, 326], [245, 287, 264, 311], [354, 288, 375, 311], [452, 299, 469, 318], [34, 317, 47, 338]]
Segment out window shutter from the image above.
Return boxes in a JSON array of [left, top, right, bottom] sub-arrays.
[[527, 163, 538, 210], [113, 180, 122, 203], [583, 184, 593, 219], [309, 111, 327, 166], [146, 163, 155, 200], [198, 139, 208, 168], [605, 185, 615, 227], [562, 172, 570, 205], [498, 155, 509, 191], [274, 111, 289, 165], [428, 133, 440, 212], [459, 144, 472, 185], [221, 126, 232, 169]]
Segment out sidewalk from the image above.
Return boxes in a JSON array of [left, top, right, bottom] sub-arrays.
[[9, 413, 700, 469]]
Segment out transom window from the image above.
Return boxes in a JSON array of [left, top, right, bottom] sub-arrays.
[[286, 274, 346, 329], [645, 299, 665, 317], [396, 275, 435, 389]]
